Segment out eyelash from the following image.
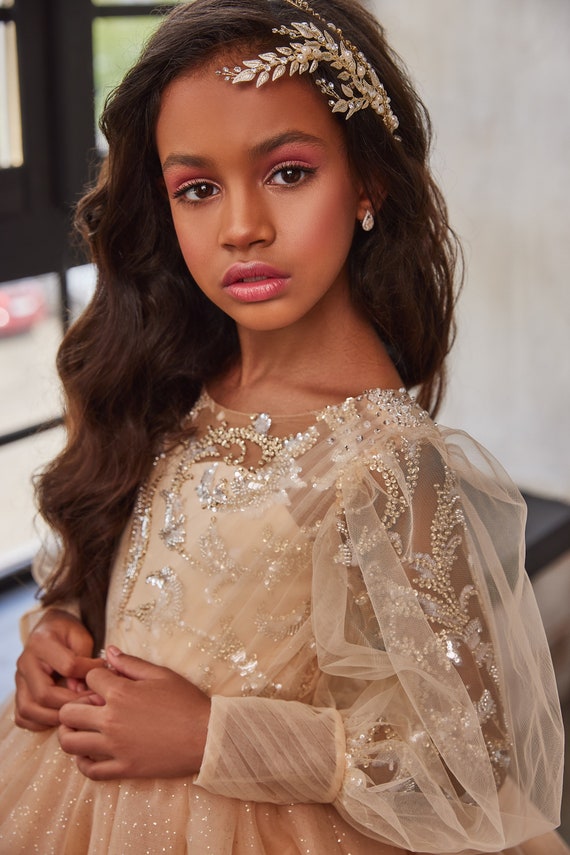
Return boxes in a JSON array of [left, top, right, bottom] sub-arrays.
[[171, 161, 317, 204], [266, 161, 317, 186], [172, 180, 220, 203]]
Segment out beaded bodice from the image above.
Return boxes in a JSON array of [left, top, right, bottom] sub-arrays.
[[107, 388, 425, 695], [106, 387, 510, 788]]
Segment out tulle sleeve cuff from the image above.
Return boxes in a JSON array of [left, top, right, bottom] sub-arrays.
[[195, 694, 345, 804]]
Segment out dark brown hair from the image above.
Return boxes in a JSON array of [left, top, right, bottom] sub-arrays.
[[38, 0, 462, 649]]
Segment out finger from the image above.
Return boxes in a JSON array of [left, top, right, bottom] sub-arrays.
[[83, 652, 152, 694], [84, 663, 124, 694], [13, 691, 61, 729], [15, 666, 101, 732], [64, 691, 106, 707], [67, 656, 106, 681], [18, 644, 97, 690], [58, 723, 111, 761], [105, 646, 163, 681], [16, 653, 62, 707], [59, 700, 105, 732], [13, 706, 57, 731], [15, 665, 78, 716], [14, 669, 57, 728], [66, 677, 87, 693], [28, 637, 102, 682], [14, 701, 59, 730], [75, 755, 124, 781], [28, 636, 87, 680]]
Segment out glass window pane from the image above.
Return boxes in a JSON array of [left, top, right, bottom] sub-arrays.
[[0, 20, 23, 168], [67, 263, 97, 323], [92, 16, 163, 149], [0, 274, 62, 434], [0, 427, 65, 576]]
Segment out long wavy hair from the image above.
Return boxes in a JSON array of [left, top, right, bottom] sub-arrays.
[[38, 0, 462, 649]]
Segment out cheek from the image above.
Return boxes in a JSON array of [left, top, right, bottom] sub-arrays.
[[171, 216, 208, 276], [298, 179, 358, 250]]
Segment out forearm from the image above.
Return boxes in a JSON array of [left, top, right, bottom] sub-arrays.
[[195, 694, 345, 803]]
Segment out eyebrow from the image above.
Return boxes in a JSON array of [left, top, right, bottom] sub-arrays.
[[250, 130, 326, 158], [161, 130, 326, 173]]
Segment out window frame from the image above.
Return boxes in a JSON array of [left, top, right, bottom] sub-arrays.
[[0, 0, 174, 578]]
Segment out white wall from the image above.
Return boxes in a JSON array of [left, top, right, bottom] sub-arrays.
[[371, 0, 570, 501]]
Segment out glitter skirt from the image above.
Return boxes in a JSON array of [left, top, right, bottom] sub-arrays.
[[1, 699, 568, 855]]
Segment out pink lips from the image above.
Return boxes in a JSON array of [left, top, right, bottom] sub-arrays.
[[222, 262, 290, 303]]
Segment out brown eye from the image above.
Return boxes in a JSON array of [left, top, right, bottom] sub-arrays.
[[192, 182, 215, 198], [269, 164, 315, 186], [174, 181, 220, 202], [279, 166, 304, 184]]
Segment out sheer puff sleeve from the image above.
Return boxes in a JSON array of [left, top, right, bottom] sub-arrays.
[[196, 397, 564, 853], [19, 535, 81, 644]]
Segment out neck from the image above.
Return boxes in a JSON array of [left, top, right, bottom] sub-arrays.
[[210, 294, 402, 414]]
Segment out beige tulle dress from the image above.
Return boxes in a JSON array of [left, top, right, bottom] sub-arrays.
[[0, 388, 567, 854]]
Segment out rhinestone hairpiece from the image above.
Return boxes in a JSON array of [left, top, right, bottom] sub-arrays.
[[216, 0, 399, 133]]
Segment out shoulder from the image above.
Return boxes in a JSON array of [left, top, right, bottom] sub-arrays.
[[317, 387, 432, 432], [315, 387, 439, 466], [316, 389, 522, 513]]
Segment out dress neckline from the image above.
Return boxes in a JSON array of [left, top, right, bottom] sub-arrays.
[[199, 386, 411, 422]]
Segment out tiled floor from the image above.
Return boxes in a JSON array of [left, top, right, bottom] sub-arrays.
[[0, 579, 568, 845]]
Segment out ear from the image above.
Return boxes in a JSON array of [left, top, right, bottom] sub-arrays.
[[355, 180, 386, 221]]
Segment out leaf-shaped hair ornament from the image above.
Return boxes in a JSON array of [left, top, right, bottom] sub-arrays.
[[216, 0, 399, 133]]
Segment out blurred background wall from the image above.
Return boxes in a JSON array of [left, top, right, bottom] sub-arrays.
[[371, 0, 570, 502]]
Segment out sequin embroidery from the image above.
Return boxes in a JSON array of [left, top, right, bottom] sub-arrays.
[[114, 387, 511, 790]]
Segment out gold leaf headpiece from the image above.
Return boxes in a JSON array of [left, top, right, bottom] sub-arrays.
[[216, 0, 399, 133]]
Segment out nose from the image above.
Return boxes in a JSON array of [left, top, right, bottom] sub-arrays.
[[218, 185, 275, 250]]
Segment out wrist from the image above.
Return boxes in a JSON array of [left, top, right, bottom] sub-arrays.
[[192, 695, 212, 770]]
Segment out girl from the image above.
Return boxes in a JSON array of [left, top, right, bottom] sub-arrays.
[[0, 0, 566, 852]]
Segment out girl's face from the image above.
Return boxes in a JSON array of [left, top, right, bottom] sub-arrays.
[[156, 63, 371, 334]]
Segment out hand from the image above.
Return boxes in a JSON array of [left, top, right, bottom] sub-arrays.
[[58, 646, 211, 781], [14, 609, 103, 731]]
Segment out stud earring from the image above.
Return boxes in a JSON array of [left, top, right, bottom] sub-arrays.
[[361, 210, 375, 232]]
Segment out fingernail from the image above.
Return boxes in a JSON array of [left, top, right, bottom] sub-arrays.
[[107, 645, 121, 657]]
